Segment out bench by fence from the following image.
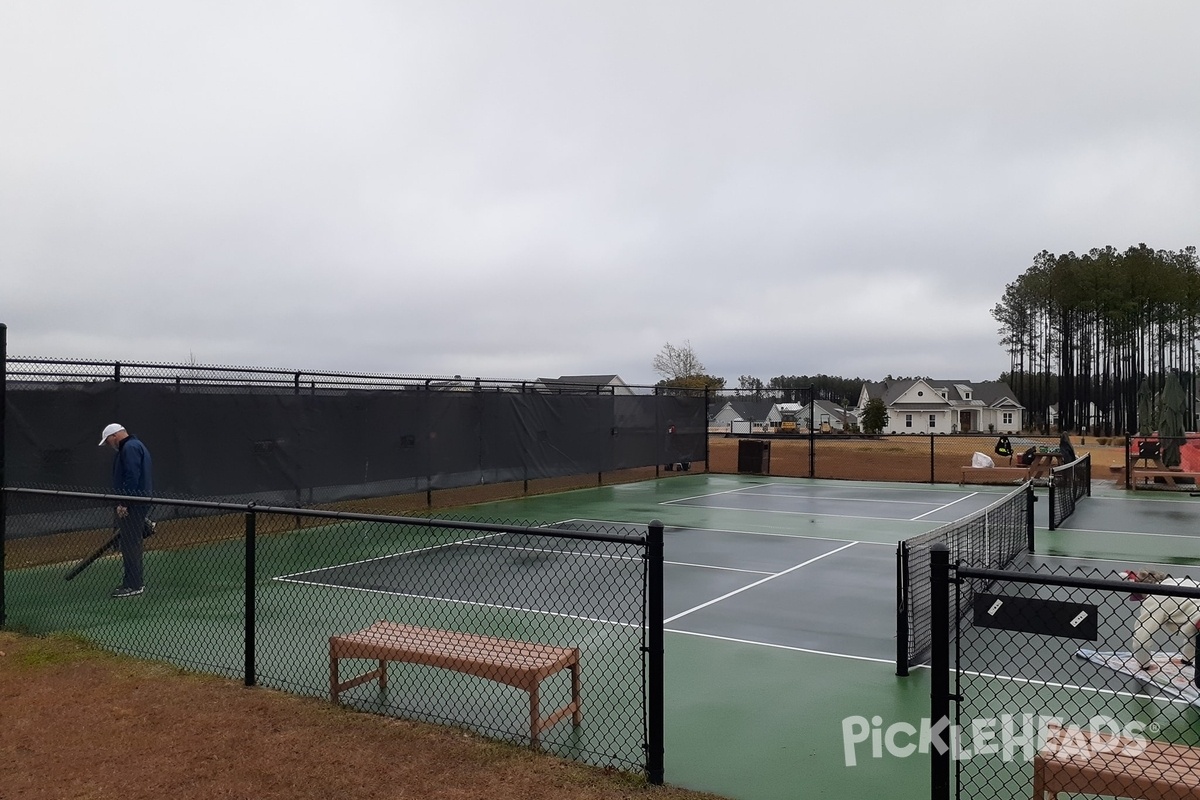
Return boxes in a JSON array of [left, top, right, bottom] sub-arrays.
[[1034, 722, 1200, 799], [959, 465, 1030, 485], [329, 621, 582, 747], [1130, 468, 1200, 489]]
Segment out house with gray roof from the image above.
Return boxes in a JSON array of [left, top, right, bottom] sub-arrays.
[[710, 399, 781, 431], [856, 379, 1023, 434], [778, 399, 858, 431]]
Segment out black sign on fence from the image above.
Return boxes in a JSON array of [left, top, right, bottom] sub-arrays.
[[972, 592, 1098, 640]]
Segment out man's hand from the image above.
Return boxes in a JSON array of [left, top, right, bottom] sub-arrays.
[[116, 505, 128, 518]]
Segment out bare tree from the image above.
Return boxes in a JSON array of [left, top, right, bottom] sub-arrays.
[[652, 340, 705, 381]]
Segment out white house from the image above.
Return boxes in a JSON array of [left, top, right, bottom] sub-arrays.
[[856, 379, 1024, 434], [780, 399, 857, 431], [709, 399, 781, 431]]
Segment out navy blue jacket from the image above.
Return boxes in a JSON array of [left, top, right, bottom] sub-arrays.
[[112, 435, 154, 504]]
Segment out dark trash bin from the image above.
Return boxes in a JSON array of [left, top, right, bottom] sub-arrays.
[[737, 439, 771, 474]]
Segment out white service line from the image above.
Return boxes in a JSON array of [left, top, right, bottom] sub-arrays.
[[660, 484, 776, 505], [910, 492, 980, 521], [729, 489, 958, 507], [664, 541, 858, 624]]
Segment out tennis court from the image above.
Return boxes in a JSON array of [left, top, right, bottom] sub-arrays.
[[8, 471, 1200, 800], [435, 472, 1200, 800]]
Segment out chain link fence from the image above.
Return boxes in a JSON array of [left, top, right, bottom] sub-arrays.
[[930, 549, 1200, 799], [707, 432, 1117, 488], [2, 351, 708, 511], [1, 486, 664, 779]]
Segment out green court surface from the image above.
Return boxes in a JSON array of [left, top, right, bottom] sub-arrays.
[[8, 473, 1200, 800]]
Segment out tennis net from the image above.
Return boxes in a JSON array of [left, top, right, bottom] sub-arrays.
[[895, 482, 1034, 675], [1047, 453, 1092, 530]]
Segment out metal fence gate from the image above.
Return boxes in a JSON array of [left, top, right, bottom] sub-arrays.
[[929, 545, 1200, 799]]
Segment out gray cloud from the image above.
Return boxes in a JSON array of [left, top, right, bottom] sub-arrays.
[[3, 1, 1198, 386]]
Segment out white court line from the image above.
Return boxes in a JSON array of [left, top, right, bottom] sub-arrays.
[[928, 665, 1200, 710], [727, 489, 963, 508], [1029, 551, 1200, 571], [653, 501, 940, 524], [566, 516, 896, 547], [270, 577, 636, 627], [667, 560, 775, 575], [1051, 527, 1200, 541], [664, 541, 858, 624], [661, 484, 781, 505], [666, 628, 893, 665], [910, 492, 981, 521]]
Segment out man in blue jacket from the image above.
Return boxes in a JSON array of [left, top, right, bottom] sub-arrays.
[[99, 423, 154, 597]]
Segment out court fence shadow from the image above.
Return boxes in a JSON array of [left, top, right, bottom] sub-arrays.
[[928, 548, 1200, 800], [0, 486, 665, 783]]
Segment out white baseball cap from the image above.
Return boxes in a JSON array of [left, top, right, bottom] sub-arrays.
[[98, 423, 125, 445]]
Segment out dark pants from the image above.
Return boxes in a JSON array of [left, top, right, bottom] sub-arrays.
[[117, 507, 148, 589]]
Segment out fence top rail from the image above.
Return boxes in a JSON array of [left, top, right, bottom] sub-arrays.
[[2, 487, 647, 546], [4, 356, 700, 396], [955, 564, 1200, 600]]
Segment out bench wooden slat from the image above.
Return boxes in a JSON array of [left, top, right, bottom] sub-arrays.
[[1034, 722, 1200, 799], [330, 621, 582, 747]]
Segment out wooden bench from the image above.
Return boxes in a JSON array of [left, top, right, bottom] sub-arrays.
[[329, 621, 581, 747], [1034, 721, 1200, 799], [1131, 468, 1200, 489], [960, 466, 1030, 485]]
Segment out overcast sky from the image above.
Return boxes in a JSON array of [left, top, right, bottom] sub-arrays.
[[2, 2, 1197, 387]]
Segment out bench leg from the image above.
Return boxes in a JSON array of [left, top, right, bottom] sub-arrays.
[[330, 653, 339, 703], [529, 684, 541, 748], [571, 659, 582, 727]]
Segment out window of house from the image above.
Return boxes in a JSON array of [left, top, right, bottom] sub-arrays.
[[964, 391, 971, 400], [929, 414, 936, 428], [1002, 412, 1013, 425], [905, 414, 913, 428]]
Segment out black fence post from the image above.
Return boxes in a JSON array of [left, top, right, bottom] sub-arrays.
[[646, 519, 665, 785], [244, 505, 256, 687], [930, 543, 951, 800], [896, 542, 909, 676], [929, 434, 936, 483], [808, 384, 816, 478], [1125, 434, 1132, 490], [1026, 482, 1036, 553], [0, 322, 6, 627]]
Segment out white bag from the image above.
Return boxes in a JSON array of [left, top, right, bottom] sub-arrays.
[[971, 452, 995, 468]]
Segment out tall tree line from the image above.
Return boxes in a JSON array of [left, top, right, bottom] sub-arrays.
[[993, 244, 1200, 435]]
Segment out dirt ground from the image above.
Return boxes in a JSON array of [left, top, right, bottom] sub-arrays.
[[705, 435, 1126, 484], [0, 632, 724, 800]]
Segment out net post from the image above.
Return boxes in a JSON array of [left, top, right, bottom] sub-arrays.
[[1026, 482, 1036, 553], [896, 542, 910, 676], [646, 519, 665, 785], [244, 504, 257, 687], [929, 542, 951, 800], [1048, 470, 1058, 531], [1085, 453, 1092, 497]]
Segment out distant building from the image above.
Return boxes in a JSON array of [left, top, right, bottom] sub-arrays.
[[856, 379, 1023, 434], [534, 375, 635, 395]]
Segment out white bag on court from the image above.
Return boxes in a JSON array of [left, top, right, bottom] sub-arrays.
[[971, 452, 995, 468]]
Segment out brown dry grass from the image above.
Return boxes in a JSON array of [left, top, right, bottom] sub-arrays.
[[0, 631, 725, 800], [706, 435, 1125, 484]]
